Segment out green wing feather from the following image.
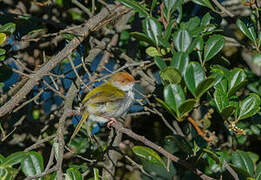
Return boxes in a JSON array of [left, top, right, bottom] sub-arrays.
[[82, 83, 125, 105], [70, 111, 89, 141]]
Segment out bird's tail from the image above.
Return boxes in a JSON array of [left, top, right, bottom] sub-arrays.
[[70, 111, 89, 142]]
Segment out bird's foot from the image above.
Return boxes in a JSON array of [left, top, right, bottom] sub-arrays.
[[104, 117, 117, 128]]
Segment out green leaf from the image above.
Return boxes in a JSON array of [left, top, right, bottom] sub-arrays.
[[220, 105, 235, 120], [0, 56, 6, 61], [164, 84, 185, 114], [203, 149, 221, 165], [164, 0, 180, 17], [232, 150, 254, 177], [204, 35, 225, 62], [154, 57, 167, 70], [132, 146, 165, 167], [144, 17, 162, 46], [181, 16, 200, 33], [165, 135, 193, 155], [256, 162, 261, 180], [195, 76, 215, 98], [171, 52, 189, 76], [155, 97, 177, 118], [236, 18, 257, 43], [93, 168, 99, 180], [258, 32, 261, 48], [163, 19, 175, 41], [146, 47, 162, 57], [188, 37, 203, 61], [0, 33, 6, 45], [21, 152, 44, 179], [178, 99, 196, 117], [0, 154, 5, 163], [0, 48, 6, 56], [192, 0, 214, 10], [201, 12, 212, 26], [214, 88, 228, 112], [160, 66, 182, 85], [1, 152, 25, 166], [228, 68, 247, 97], [61, 33, 74, 41], [238, 93, 261, 120], [0, 23, 16, 34], [0, 167, 18, 180], [130, 32, 156, 46], [173, 29, 192, 52], [118, 0, 149, 17], [252, 53, 261, 66], [65, 168, 82, 180], [184, 62, 205, 97], [32, 109, 40, 120]]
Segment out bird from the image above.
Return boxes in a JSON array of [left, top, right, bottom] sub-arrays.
[[70, 72, 135, 140]]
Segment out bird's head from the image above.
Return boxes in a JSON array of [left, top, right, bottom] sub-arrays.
[[108, 72, 135, 91]]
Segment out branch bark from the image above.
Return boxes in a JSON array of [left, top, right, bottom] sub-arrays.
[[0, 4, 126, 118], [111, 122, 215, 180]]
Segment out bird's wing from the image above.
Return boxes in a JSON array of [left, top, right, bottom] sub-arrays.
[[82, 84, 125, 105], [70, 111, 89, 142]]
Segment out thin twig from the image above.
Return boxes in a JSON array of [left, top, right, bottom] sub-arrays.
[[111, 123, 215, 180]]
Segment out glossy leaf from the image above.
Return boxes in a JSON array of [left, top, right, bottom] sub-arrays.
[[0, 23, 16, 34], [165, 135, 193, 155], [228, 68, 247, 97], [178, 99, 196, 117], [1, 152, 25, 166], [164, 84, 185, 114], [232, 151, 254, 177], [201, 12, 212, 26], [184, 62, 205, 97], [164, 0, 179, 16], [171, 52, 189, 76], [188, 37, 203, 61], [160, 66, 182, 85], [163, 19, 175, 41], [181, 17, 200, 33], [214, 88, 228, 112], [238, 93, 261, 120], [155, 97, 177, 118], [130, 32, 156, 46], [65, 168, 82, 180], [192, 0, 214, 10], [118, 0, 149, 17], [253, 53, 261, 66], [195, 76, 215, 98], [256, 162, 261, 180], [132, 146, 165, 167], [154, 56, 167, 70], [236, 18, 257, 43], [0, 33, 6, 45], [173, 29, 192, 52], [220, 105, 235, 120], [144, 17, 162, 46], [204, 35, 225, 62], [21, 152, 44, 179]]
